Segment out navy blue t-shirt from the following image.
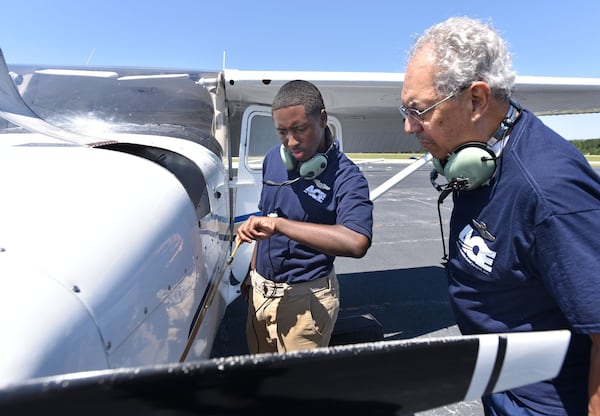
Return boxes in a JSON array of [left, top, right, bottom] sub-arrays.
[[256, 141, 373, 284], [447, 109, 600, 415]]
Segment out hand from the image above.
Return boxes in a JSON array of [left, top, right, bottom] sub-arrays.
[[236, 215, 278, 243]]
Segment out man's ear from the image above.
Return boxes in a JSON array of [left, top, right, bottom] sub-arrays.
[[320, 109, 328, 127], [469, 81, 492, 121]]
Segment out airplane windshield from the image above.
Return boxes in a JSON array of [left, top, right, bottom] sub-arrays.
[[2, 65, 222, 155]]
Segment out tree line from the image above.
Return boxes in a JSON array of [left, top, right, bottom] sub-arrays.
[[570, 138, 600, 155]]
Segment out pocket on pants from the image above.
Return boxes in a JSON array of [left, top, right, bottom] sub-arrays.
[[309, 287, 339, 337]]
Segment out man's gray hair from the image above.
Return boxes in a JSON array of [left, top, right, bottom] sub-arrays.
[[408, 16, 516, 100]]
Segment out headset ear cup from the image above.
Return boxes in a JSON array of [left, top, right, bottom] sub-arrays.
[[432, 158, 445, 175], [299, 154, 328, 180], [280, 144, 296, 171], [280, 141, 331, 179], [443, 143, 497, 190]]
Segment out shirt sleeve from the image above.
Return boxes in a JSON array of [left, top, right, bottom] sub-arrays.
[[334, 164, 373, 241], [535, 208, 600, 334]]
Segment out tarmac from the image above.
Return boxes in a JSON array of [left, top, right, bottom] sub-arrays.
[[211, 159, 600, 416]]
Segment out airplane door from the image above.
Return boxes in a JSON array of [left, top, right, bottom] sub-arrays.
[[235, 105, 271, 224], [227, 105, 272, 299]]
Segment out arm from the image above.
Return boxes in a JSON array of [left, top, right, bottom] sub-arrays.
[[589, 334, 600, 415], [236, 215, 370, 258]]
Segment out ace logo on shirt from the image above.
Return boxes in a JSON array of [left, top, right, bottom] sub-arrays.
[[303, 184, 327, 203], [457, 224, 497, 274]]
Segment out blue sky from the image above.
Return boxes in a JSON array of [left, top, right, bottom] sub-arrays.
[[1, 0, 599, 139]]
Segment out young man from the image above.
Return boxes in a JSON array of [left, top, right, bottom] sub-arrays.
[[401, 16, 600, 415], [236, 80, 373, 354]]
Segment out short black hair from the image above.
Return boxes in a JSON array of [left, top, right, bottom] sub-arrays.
[[272, 80, 325, 115]]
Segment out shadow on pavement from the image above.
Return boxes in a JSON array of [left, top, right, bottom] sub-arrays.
[[211, 266, 456, 357], [337, 266, 456, 340]]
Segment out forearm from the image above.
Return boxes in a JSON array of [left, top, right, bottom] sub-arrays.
[[274, 218, 369, 258]]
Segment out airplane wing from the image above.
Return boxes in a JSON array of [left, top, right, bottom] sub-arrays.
[[0, 330, 570, 416], [512, 75, 600, 115], [225, 69, 600, 201], [225, 69, 600, 117]]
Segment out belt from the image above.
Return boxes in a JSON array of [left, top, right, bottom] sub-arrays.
[[251, 270, 333, 298]]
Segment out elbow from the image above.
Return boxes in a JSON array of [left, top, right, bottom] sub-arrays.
[[348, 236, 371, 258], [351, 248, 368, 258]]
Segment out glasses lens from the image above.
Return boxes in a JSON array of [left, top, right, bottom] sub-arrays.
[[399, 106, 422, 122]]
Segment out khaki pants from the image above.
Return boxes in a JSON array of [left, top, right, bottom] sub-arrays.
[[245, 269, 339, 354]]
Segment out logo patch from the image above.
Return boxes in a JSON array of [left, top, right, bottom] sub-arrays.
[[457, 224, 496, 274], [303, 184, 327, 203]]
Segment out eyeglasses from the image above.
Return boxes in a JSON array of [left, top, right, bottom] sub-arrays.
[[400, 85, 468, 123]]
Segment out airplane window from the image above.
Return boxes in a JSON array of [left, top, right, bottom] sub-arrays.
[[248, 114, 279, 171], [246, 113, 339, 171]]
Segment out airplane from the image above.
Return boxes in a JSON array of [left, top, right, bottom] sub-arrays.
[[1, 47, 600, 414]]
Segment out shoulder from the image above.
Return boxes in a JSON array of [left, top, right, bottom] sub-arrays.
[[329, 149, 370, 196], [508, 111, 588, 174], [263, 145, 283, 168], [265, 144, 281, 159], [330, 143, 361, 173], [506, 111, 600, 214]]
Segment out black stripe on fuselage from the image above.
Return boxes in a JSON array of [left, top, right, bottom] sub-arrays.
[[483, 335, 508, 395]]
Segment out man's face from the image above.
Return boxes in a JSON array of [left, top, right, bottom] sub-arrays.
[[401, 46, 472, 160], [273, 104, 327, 162]]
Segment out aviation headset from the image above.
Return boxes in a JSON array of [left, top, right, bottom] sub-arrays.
[[431, 100, 522, 266], [279, 127, 335, 180], [430, 99, 522, 197]]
